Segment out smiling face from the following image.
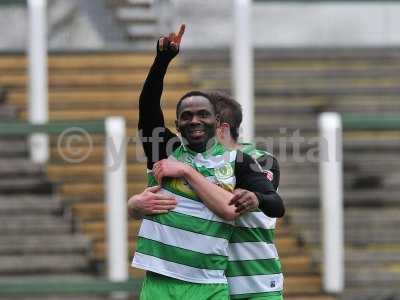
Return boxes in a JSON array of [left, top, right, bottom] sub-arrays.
[[175, 95, 218, 153]]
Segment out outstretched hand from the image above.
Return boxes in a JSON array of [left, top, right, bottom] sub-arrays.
[[157, 24, 186, 58]]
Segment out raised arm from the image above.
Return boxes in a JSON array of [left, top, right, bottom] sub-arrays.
[[138, 25, 185, 169]]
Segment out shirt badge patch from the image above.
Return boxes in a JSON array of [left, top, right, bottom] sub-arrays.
[[263, 170, 274, 182], [215, 164, 234, 180]]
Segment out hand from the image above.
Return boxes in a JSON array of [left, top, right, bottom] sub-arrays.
[[153, 159, 189, 184], [157, 24, 185, 59], [127, 186, 177, 217], [229, 188, 259, 215]]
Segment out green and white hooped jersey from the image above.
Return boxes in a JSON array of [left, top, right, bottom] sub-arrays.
[[132, 141, 238, 284], [227, 143, 283, 299]]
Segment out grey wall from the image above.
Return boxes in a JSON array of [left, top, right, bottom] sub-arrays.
[[172, 1, 400, 48], [0, 0, 106, 51], [2, 0, 400, 51]]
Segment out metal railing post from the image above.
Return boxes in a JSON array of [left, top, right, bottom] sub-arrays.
[[105, 117, 128, 282], [232, 0, 254, 142], [318, 112, 345, 293], [28, 0, 49, 164]]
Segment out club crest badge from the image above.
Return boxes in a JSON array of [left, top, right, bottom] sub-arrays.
[[214, 163, 234, 180]]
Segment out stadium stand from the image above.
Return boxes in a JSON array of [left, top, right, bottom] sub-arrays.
[[0, 52, 336, 300], [0, 89, 94, 282], [183, 48, 400, 300]]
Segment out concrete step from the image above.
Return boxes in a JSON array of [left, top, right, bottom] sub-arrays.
[[281, 189, 400, 208], [0, 104, 18, 120], [18, 108, 175, 123], [201, 77, 400, 96], [0, 159, 44, 177], [300, 228, 400, 245], [10, 93, 179, 110], [346, 269, 400, 287], [282, 172, 399, 189], [0, 53, 182, 71], [0, 275, 120, 299], [341, 287, 400, 300], [0, 254, 91, 275], [0, 139, 27, 158], [254, 86, 400, 97], [0, 235, 90, 255], [312, 248, 400, 266], [0, 71, 190, 88], [0, 216, 72, 235], [0, 195, 61, 215], [0, 87, 5, 103], [343, 138, 400, 151], [192, 66, 400, 81], [0, 178, 54, 194], [290, 208, 400, 228]]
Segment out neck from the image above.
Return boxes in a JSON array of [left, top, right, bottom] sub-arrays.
[[187, 138, 216, 153], [219, 135, 240, 150]]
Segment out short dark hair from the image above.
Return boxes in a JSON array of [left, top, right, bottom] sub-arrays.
[[207, 91, 242, 141], [176, 90, 216, 118]]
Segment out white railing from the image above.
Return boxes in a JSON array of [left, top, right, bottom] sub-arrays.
[[105, 117, 129, 282], [28, 0, 49, 164], [232, 0, 254, 142], [318, 112, 345, 293]]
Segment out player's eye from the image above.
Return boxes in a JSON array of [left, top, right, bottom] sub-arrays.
[[198, 110, 210, 118]]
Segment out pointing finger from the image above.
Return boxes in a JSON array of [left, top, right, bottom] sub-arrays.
[[158, 37, 165, 51], [176, 24, 186, 43]]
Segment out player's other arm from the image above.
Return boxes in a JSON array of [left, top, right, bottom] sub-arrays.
[[233, 152, 285, 218], [256, 153, 280, 190]]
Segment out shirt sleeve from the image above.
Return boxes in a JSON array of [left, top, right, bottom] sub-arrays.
[[235, 151, 285, 218], [137, 54, 180, 169]]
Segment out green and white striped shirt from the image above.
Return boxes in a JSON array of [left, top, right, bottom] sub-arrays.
[[227, 144, 284, 298], [132, 141, 238, 284]]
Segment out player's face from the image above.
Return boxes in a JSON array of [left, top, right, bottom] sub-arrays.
[[176, 96, 218, 152]]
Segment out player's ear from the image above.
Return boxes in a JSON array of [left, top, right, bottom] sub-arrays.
[[215, 114, 221, 126], [221, 122, 230, 138]]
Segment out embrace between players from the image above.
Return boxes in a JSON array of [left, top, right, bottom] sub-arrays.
[[128, 24, 285, 300]]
